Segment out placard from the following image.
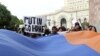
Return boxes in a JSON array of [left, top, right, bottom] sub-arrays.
[[24, 16, 46, 33]]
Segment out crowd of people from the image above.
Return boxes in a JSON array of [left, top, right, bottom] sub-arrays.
[[18, 18, 97, 38], [42, 22, 97, 36], [19, 23, 96, 38]]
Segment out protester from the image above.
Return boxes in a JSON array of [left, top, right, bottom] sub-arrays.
[[81, 18, 89, 30], [18, 28, 22, 34], [81, 24, 97, 32], [31, 33, 41, 38], [58, 26, 66, 32], [22, 27, 27, 35], [43, 28, 51, 36], [88, 25, 97, 32], [58, 26, 67, 35], [70, 22, 82, 31], [83, 24, 90, 30], [20, 27, 31, 37], [51, 26, 58, 35]]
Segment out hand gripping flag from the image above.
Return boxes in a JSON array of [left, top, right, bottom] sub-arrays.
[[0, 29, 100, 56]]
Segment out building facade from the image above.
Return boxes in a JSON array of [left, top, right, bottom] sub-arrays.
[[89, 0, 100, 32], [46, 0, 89, 30]]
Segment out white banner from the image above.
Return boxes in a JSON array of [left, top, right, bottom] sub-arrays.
[[24, 16, 47, 33]]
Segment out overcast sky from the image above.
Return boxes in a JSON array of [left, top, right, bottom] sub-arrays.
[[0, 0, 64, 19]]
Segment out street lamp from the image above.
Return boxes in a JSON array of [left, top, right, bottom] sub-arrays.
[[53, 21, 56, 26], [48, 19, 51, 26]]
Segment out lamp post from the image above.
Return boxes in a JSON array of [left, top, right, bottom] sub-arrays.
[[48, 19, 51, 26], [76, 11, 78, 20], [53, 21, 56, 26]]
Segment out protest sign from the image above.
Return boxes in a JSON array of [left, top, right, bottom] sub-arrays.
[[24, 16, 46, 33]]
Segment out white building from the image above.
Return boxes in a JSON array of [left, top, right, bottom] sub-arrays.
[[46, 0, 89, 30]]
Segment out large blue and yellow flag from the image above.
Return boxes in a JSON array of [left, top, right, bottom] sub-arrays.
[[0, 29, 100, 56]]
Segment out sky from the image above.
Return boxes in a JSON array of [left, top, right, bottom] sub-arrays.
[[0, 0, 64, 19]]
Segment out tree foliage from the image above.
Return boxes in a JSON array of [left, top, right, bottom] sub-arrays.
[[19, 19, 24, 24], [0, 3, 12, 28], [9, 15, 20, 31]]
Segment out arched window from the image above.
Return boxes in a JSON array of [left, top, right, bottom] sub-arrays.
[[60, 18, 67, 28]]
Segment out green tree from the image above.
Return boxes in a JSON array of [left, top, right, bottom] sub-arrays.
[[19, 19, 24, 24], [0, 3, 12, 28], [10, 15, 20, 31]]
